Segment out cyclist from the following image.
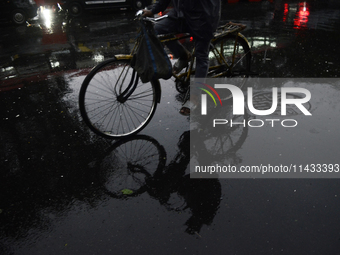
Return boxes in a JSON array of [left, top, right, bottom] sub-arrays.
[[143, 0, 221, 116]]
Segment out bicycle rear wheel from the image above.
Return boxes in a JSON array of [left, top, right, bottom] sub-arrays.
[[207, 33, 251, 99], [79, 57, 159, 138], [209, 33, 251, 77], [175, 33, 251, 95]]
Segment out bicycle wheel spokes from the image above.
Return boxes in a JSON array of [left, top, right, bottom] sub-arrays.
[[209, 34, 251, 78], [101, 135, 167, 198], [79, 58, 158, 138], [202, 113, 248, 165]]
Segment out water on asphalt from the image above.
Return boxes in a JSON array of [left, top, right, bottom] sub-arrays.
[[1, 1, 340, 254]]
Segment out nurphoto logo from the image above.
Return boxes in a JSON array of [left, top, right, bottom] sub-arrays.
[[198, 81, 312, 128]]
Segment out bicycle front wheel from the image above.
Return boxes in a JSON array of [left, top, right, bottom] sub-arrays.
[[79, 57, 159, 138], [99, 135, 167, 199]]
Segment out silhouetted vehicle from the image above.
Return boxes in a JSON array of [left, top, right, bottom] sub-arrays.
[[0, 0, 38, 25], [63, 0, 152, 17]]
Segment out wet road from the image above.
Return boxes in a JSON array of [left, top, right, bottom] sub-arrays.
[[1, 1, 340, 254]]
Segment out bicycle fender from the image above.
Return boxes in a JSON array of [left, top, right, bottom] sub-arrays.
[[237, 33, 251, 50]]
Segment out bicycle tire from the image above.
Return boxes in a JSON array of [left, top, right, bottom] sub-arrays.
[[203, 110, 249, 159], [79, 57, 159, 138], [174, 33, 251, 94], [193, 105, 249, 166], [99, 135, 167, 199], [209, 33, 251, 79]]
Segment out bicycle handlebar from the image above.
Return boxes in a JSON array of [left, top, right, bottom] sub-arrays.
[[135, 10, 169, 23]]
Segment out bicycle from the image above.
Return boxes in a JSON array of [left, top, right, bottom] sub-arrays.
[[95, 105, 249, 232], [78, 11, 252, 139]]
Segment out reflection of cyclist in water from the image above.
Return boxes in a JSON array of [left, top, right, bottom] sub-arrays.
[[100, 131, 222, 235], [144, 131, 222, 234], [143, 0, 221, 115], [101, 105, 249, 234]]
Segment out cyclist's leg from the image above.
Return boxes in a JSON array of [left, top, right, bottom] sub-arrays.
[[193, 39, 211, 78], [179, 38, 211, 116], [154, 12, 190, 65]]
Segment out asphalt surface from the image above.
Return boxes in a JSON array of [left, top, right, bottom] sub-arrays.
[[1, 1, 340, 254]]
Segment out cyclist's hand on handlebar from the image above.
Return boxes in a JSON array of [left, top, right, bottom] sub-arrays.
[[142, 9, 154, 17]]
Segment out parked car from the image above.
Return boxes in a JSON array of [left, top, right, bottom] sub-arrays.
[[0, 0, 38, 25], [63, 0, 153, 17]]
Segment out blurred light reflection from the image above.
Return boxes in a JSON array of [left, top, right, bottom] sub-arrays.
[[93, 53, 105, 63], [41, 7, 53, 32], [294, 2, 310, 29]]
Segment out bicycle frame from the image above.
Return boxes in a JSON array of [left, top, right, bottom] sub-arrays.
[[116, 16, 250, 81], [114, 17, 251, 104], [166, 22, 249, 82]]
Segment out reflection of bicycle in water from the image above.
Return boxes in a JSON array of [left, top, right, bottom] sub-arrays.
[[97, 106, 249, 234], [100, 134, 221, 235], [78, 11, 251, 138]]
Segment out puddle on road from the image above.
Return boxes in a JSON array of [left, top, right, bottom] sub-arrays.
[[1, 1, 340, 254]]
